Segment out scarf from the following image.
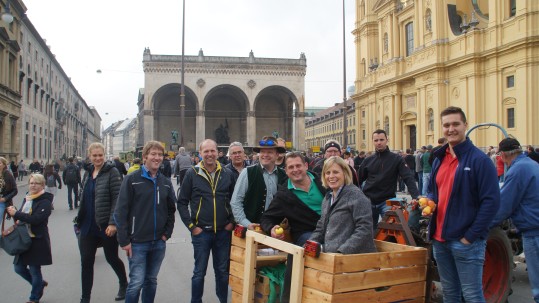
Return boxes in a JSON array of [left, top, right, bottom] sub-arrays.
[[22, 189, 45, 237]]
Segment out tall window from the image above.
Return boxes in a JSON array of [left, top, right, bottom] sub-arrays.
[[428, 109, 434, 131], [384, 116, 390, 136], [507, 75, 515, 88], [405, 22, 414, 56], [507, 108, 515, 128], [383, 33, 389, 53], [510, 0, 516, 17]]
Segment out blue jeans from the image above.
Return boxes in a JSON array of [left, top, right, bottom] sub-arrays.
[[433, 239, 487, 303], [125, 240, 167, 303], [14, 264, 45, 301], [191, 229, 231, 303], [67, 183, 79, 208], [0, 202, 5, 223], [407, 205, 421, 233], [422, 172, 431, 196], [523, 235, 539, 302], [417, 171, 423, 194], [371, 201, 391, 230]]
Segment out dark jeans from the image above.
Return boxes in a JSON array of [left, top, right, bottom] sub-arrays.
[[191, 230, 231, 303], [79, 233, 128, 299], [417, 171, 423, 195], [14, 264, 44, 302], [67, 183, 79, 208], [177, 169, 188, 185], [371, 201, 391, 230], [125, 240, 167, 303]]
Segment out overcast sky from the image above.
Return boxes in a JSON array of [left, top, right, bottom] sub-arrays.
[[23, 0, 356, 128]]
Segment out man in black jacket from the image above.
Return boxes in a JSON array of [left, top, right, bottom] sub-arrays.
[[113, 157, 127, 179], [114, 141, 176, 303], [177, 139, 236, 303], [358, 129, 419, 229], [62, 157, 82, 209]]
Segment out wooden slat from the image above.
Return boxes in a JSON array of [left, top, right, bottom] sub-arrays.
[[231, 291, 242, 303], [231, 245, 245, 262], [305, 249, 427, 274], [242, 235, 258, 303], [232, 234, 246, 248], [303, 265, 427, 293], [374, 239, 422, 252], [230, 260, 244, 279], [229, 274, 243, 293], [302, 281, 425, 303]]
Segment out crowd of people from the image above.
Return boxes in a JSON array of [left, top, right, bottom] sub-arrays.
[[1, 105, 539, 303]]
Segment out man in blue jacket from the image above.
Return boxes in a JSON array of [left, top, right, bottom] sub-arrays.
[[427, 106, 500, 303], [114, 141, 176, 303], [178, 139, 236, 303], [491, 138, 539, 302]]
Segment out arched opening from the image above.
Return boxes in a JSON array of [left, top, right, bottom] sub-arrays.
[[254, 86, 298, 141], [203, 85, 249, 145], [153, 83, 198, 149]]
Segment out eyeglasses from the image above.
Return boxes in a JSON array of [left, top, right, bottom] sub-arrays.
[[29, 182, 43, 186], [230, 151, 244, 155], [259, 139, 276, 147]]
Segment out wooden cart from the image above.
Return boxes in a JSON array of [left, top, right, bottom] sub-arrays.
[[230, 230, 428, 303]]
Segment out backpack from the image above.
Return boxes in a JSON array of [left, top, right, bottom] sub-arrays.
[[46, 174, 56, 187], [65, 165, 78, 184]]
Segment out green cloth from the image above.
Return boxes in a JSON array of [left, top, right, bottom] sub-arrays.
[[422, 151, 432, 173], [287, 172, 323, 215], [244, 165, 287, 223], [259, 263, 286, 303]]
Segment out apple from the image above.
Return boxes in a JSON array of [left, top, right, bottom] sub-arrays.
[[418, 197, 428, 207], [422, 206, 432, 216], [427, 200, 436, 209], [275, 227, 284, 235]]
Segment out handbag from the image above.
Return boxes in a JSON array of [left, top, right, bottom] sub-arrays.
[[0, 211, 32, 256]]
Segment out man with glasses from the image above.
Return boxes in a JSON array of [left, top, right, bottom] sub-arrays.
[[231, 136, 287, 230], [224, 142, 248, 179], [312, 140, 359, 186]]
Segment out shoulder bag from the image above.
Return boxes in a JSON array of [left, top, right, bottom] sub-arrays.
[[0, 211, 32, 256]]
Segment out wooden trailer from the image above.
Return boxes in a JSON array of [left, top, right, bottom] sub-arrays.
[[230, 230, 428, 303]]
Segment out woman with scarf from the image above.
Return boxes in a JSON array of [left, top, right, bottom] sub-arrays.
[[0, 156, 18, 224], [6, 173, 52, 303]]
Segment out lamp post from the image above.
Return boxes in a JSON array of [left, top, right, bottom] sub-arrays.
[[342, 0, 348, 148], [1, 0, 14, 24], [179, 0, 186, 147]]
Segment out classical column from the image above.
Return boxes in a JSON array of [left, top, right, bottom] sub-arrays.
[[196, 110, 205, 148], [246, 111, 256, 146], [295, 112, 306, 151], [392, 94, 403, 149]]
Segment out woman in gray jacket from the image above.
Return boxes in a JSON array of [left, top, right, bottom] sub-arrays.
[[310, 156, 376, 254]]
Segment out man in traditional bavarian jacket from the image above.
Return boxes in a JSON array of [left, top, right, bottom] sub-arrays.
[[230, 136, 287, 230], [177, 139, 237, 303]]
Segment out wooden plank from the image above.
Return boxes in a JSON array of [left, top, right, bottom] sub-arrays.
[[290, 248, 305, 303], [247, 230, 304, 255], [305, 249, 427, 274], [303, 265, 427, 293], [374, 239, 423, 252], [233, 234, 246, 248], [302, 282, 425, 303], [231, 245, 245, 262], [242, 235, 258, 303], [231, 291, 242, 303], [229, 274, 243, 293], [230, 260, 245, 279]]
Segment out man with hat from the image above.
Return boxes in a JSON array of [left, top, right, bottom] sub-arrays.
[[230, 136, 288, 229], [312, 139, 359, 186], [491, 138, 539, 302]]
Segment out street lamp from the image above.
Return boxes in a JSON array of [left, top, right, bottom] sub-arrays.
[[1, 0, 14, 24], [342, 0, 348, 148], [179, 0, 186, 147]]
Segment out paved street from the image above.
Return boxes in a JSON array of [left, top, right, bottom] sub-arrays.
[[0, 177, 533, 302]]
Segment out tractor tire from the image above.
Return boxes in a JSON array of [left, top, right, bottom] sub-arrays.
[[483, 227, 513, 303]]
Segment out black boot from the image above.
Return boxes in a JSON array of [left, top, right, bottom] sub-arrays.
[[80, 298, 90, 303], [115, 282, 128, 301]]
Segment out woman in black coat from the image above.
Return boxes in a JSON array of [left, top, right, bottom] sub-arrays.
[[0, 156, 18, 224], [7, 173, 52, 303]]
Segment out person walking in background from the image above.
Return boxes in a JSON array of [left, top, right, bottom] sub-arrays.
[[127, 158, 141, 174], [28, 159, 42, 174], [63, 157, 82, 210], [178, 139, 236, 303], [113, 156, 127, 180], [7, 174, 52, 303], [18, 159, 26, 181], [174, 147, 192, 186], [114, 141, 176, 303], [0, 157, 18, 223], [415, 146, 425, 194], [426, 106, 500, 303], [160, 154, 172, 178], [43, 164, 62, 205], [9, 160, 18, 180], [491, 138, 539, 303], [77, 143, 128, 303], [421, 145, 433, 196]]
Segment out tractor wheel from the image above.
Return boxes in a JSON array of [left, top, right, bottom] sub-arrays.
[[483, 227, 513, 303]]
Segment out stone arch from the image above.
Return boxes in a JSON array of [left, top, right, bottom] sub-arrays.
[[254, 86, 298, 141], [399, 111, 417, 121], [203, 84, 249, 145], [152, 83, 198, 148]]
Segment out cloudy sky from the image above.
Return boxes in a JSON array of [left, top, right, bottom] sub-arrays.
[[23, 0, 356, 127]]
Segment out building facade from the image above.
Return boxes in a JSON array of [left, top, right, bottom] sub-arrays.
[[102, 118, 138, 159], [139, 48, 307, 152], [19, 13, 101, 164], [305, 101, 357, 153], [353, 0, 539, 151], [0, 0, 25, 162]]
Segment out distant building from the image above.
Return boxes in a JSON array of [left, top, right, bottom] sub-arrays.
[[102, 118, 138, 158], [305, 102, 356, 152], [353, 0, 538, 151]]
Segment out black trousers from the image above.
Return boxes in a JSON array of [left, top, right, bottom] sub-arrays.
[[79, 233, 128, 299]]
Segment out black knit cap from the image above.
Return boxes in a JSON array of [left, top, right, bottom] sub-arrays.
[[498, 138, 521, 152]]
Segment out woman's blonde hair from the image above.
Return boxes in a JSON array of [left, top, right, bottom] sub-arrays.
[[0, 157, 7, 169], [87, 142, 105, 154], [321, 156, 353, 188], [29, 173, 46, 186]]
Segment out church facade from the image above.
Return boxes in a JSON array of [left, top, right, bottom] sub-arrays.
[[138, 49, 307, 152]]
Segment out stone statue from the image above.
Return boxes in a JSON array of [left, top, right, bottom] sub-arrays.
[[171, 130, 179, 144], [215, 123, 230, 144], [272, 130, 279, 138]]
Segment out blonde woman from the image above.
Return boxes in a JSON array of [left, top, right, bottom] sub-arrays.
[[0, 156, 18, 223], [309, 156, 376, 254], [7, 174, 52, 303]]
